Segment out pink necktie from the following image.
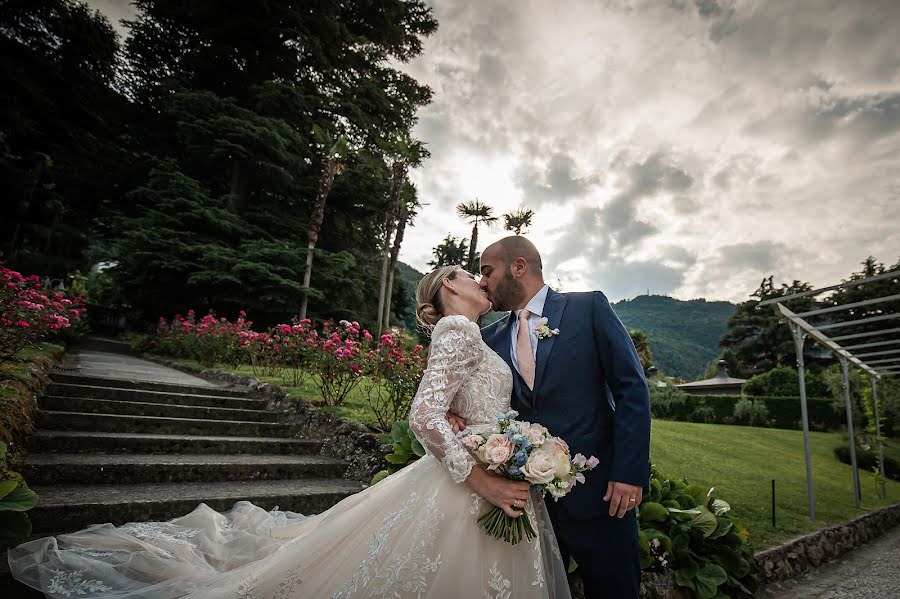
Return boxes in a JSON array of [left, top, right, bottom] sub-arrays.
[[517, 309, 536, 389]]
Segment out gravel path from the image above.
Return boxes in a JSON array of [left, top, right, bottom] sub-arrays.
[[759, 524, 900, 599]]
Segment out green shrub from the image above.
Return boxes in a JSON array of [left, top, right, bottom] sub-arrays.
[[833, 445, 899, 481], [657, 394, 843, 431], [650, 384, 689, 420], [733, 398, 769, 427], [639, 466, 757, 598], [0, 441, 38, 549], [369, 420, 426, 485], [743, 365, 828, 398], [690, 401, 716, 424]]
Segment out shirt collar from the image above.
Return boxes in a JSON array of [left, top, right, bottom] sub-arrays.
[[515, 284, 549, 319]]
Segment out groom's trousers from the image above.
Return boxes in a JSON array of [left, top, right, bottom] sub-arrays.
[[546, 499, 641, 599]]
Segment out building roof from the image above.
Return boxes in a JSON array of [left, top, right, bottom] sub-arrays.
[[676, 361, 747, 389]]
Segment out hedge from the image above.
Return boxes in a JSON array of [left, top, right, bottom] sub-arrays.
[[654, 394, 845, 431]]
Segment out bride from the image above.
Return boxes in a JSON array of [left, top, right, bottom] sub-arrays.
[[9, 265, 572, 598]]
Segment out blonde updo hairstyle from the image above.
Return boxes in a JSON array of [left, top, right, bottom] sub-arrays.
[[415, 265, 459, 331]]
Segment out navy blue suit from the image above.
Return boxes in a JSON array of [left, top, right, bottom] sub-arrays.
[[481, 289, 651, 599]]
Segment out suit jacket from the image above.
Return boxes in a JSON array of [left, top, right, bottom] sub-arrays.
[[481, 288, 651, 520]]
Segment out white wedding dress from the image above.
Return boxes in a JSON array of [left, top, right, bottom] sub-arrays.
[[9, 315, 571, 598]]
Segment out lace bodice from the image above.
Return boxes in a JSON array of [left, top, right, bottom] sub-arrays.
[[408, 315, 514, 483]]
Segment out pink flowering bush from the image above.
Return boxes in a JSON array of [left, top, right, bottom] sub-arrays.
[[270, 319, 317, 387], [361, 332, 427, 430], [154, 310, 252, 368], [150, 311, 428, 421], [0, 263, 86, 361], [311, 319, 369, 406]]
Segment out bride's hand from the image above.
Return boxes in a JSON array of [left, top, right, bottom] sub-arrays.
[[465, 466, 531, 518], [445, 411, 467, 433]]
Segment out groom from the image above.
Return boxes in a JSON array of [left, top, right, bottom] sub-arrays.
[[473, 236, 650, 598]]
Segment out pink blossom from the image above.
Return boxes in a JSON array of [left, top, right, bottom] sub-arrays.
[[17, 320, 31, 328], [483, 434, 515, 470]]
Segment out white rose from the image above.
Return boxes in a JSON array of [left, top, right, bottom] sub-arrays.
[[552, 451, 571, 479], [521, 447, 557, 484]]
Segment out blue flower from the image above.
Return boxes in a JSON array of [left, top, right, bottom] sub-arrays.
[[531, 484, 544, 493], [511, 434, 526, 444], [514, 451, 527, 466], [508, 466, 521, 476], [505, 410, 519, 419]]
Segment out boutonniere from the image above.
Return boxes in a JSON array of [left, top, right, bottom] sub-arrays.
[[534, 317, 559, 340]]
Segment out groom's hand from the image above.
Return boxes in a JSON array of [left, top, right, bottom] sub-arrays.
[[604, 481, 643, 518], [445, 411, 467, 433]]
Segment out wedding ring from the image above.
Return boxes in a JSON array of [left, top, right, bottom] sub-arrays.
[[628, 498, 636, 502]]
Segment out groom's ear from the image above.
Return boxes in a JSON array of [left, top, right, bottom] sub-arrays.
[[510, 256, 528, 277]]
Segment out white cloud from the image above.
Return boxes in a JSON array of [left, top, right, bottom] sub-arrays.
[[398, 0, 900, 302]]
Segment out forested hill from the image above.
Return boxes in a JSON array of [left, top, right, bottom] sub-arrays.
[[612, 295, 736, 380]]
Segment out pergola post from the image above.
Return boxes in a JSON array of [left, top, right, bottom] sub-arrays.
[[839, 355, 861, 508], [789, 321, 816, 520], [870, 375, 886, 499]]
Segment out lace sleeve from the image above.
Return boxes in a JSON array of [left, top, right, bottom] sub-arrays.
[[409, 315, 485, 483]]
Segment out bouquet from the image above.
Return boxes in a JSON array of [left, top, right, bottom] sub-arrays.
[[462, 410, 598, 544]]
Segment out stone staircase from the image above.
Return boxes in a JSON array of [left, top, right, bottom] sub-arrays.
[[3, 367, 365, 595]]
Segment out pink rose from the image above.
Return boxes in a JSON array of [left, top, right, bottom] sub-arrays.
[[553, 436, 569, 456], [523, 423, 548, 446], [483, 434, 514, 470]]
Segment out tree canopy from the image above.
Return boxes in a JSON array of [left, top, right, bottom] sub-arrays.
[[1, 0, 438, 329]]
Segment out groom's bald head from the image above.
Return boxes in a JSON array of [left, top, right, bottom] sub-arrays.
[[484, 236, 543, 274]]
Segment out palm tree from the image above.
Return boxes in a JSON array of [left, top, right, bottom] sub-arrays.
[[376, 132, 425, 336], [503, 206, 535, 235], [456, 199, 498, 272], [383, 184, 419, 330], [299, 124, 351, 320]]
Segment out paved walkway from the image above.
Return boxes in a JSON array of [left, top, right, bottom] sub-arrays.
[[70, 347, 225, 387], [760, 525, 900, 599]]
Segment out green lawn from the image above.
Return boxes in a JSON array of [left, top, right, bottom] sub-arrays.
[[156, 357, 899, 551], [650, 419, 900, 550]]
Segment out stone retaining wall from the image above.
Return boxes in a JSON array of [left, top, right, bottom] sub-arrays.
[[145, 356, 390, 482], [755, 501, 900, 586]]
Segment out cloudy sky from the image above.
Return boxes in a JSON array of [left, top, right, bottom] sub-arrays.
[[91, 0, 900, 303]]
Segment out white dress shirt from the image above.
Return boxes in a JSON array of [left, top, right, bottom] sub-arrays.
[[510, 284, 549, 377]]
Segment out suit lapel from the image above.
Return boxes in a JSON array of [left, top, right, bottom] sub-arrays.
[[533, 289, 567, 391]]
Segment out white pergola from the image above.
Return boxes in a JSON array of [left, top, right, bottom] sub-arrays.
[[758, 269, 899, 519]]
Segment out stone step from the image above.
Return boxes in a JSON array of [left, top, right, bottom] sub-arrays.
[[28, 430, 321, 455], [45, 382, 269, 409], [27, 479, 366, 533], [50, 372, 252, 398], [39, 396, 284, 423], [37, 411, 299, 437], [18, 453, 348, 485]]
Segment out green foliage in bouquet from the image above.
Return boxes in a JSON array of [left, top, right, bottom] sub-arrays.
[[369, 420, 426, 485], [0, 441, 39, 550], [638, 466, 757, 599]]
